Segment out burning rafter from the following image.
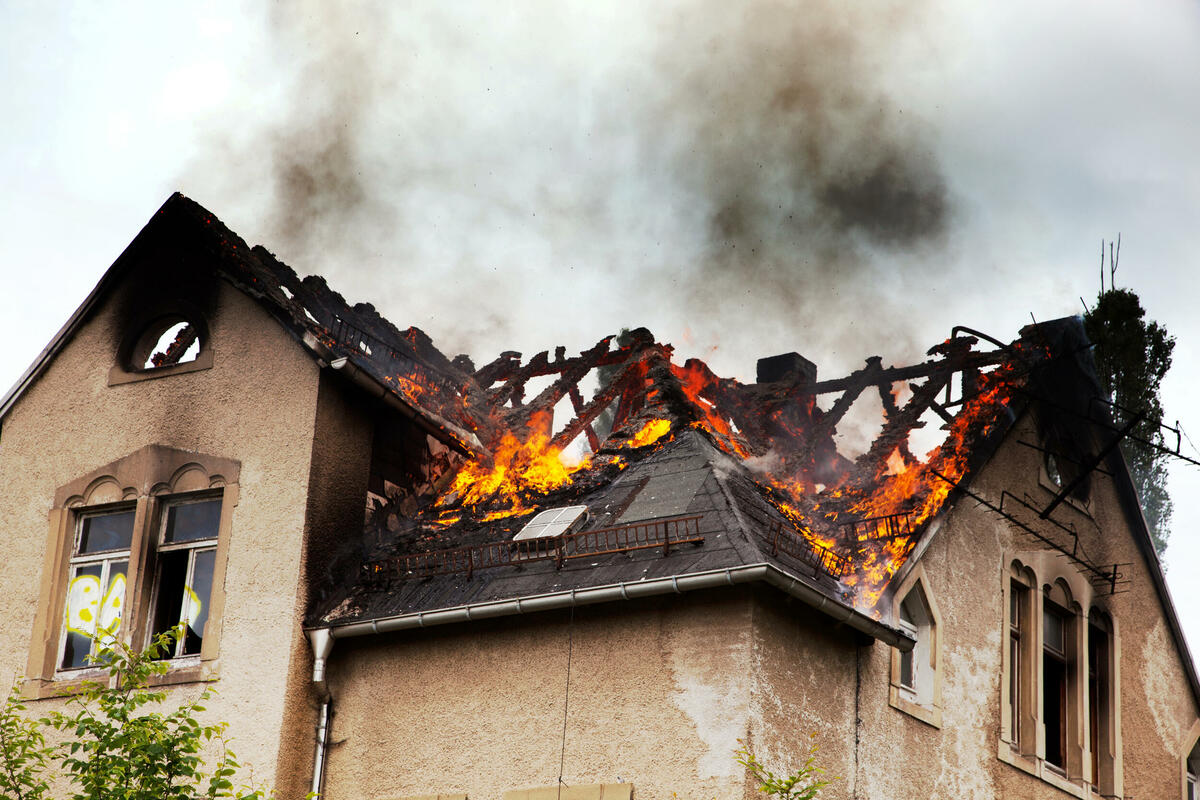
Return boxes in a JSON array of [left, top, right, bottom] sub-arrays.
[[324, 317, 1043, 607]]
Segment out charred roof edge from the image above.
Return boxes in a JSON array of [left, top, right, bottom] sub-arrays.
[[0, 193, 193, 420], [303, 563, 912, 682]]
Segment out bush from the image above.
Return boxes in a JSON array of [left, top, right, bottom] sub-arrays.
[[0, 628, 279, 800], [735, 736, 834, 800]]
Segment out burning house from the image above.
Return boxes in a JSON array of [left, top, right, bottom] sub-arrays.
[[1, 193, 1198, 799]]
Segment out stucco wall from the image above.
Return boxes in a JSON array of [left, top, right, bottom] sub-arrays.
[[0, 265, 326, 790], [748, 591, 859, 800], [845, 411, 1200, 799], [322, 590, 776, 800]]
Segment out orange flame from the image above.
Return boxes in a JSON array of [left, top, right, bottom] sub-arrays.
[[627, 418, 673, 448], [443, 411, 591, 519]]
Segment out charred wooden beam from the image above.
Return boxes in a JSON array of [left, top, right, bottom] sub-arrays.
[[802, 349, 1004, 396]]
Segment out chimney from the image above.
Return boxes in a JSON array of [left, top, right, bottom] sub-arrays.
[[756, 352, 817, 385]]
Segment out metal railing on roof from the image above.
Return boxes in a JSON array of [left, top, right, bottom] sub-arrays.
[[762, 521, 849, 579], [363, 514, 705, 582], [842, 511, 913, 543]]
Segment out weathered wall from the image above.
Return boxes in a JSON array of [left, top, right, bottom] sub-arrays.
[[322, 590, 776, 800], [747, 589, 859, 800], [0, 262, 326, 789], [845, 411, 1200, 799], [275, 372, 376, 799]]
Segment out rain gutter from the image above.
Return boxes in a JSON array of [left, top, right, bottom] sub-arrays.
[[305, 562, 912, 683]]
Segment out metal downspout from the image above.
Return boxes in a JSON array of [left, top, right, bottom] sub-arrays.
[[307, 628, 336, 798], [311, 700, 331, 798]]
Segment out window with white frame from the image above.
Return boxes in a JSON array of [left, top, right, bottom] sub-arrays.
[[889, 570, 941, 726], [59, 495, 222, 671], [148, 496, 221, 658], [60, 508, 135, 669], [27, 445, 241, 695]]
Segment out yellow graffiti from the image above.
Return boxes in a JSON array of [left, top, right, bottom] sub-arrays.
[[182, 586, 202, 628], [66, 572, 125, 647], [65, 573, 203, 646]]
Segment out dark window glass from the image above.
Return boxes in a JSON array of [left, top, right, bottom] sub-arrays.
[[79, 511, 135, 553], [164, 500, 221, 543], [1043, 602, 1069, 769], [1044, 652, 1066, 768], [899, 648, 914, 689], [1009, 581, 1026, 744], [1089, 623, 1109, 783], [151, 551, 189, 642], [1044, 607, 1065, 654]]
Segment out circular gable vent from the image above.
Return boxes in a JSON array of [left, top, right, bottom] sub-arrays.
[[130, 316, 203, 370]]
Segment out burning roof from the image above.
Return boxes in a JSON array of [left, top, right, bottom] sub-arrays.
[[300, 294, 1056, 628]]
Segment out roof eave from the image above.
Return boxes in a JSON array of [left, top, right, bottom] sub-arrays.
[[303, 562, 913, 683]]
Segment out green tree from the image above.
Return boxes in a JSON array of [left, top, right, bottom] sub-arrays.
[[0, 628, 279, 800], [1083, 286, 1175, 556], [735, 737, 834, 800]]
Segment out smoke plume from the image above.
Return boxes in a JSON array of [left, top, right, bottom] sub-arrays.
[[186, 0, 954, 377]]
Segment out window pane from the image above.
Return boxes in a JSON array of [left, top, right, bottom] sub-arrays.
[[1009, 634, 1020, 742], [1043, 607, 1065, 654], [151, 550, 189, 647], [181, 549, 216, 656], [164, 499, 221, 543], [95, 561, 127, 651], [1010, 582, 1025, 629], [1044, 652, 1067, 768], [899, 649, 914, 689], [79, 511, 134, 553], [61, 563, 103, 669]]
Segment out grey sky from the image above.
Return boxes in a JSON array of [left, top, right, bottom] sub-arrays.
[[4, 0, 1200, 650]]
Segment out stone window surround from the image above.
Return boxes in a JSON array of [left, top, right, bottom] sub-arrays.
[[998, 552, 1122, 799], [24, 444, 239, 698], [889, 562, 943, 728]]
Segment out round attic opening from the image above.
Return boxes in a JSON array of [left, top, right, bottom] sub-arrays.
[[128, 316, 203, 371]]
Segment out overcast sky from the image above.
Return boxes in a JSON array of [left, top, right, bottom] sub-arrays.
[[4, 1, 1200, 654]]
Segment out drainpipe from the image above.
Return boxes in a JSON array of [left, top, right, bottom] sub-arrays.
[[307, 628, 336, 798], [311, 700, 331, 799]]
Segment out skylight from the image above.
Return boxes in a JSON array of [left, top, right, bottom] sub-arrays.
[[513, 505, 589, 542]]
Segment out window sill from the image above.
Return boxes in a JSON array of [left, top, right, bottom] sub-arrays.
[[888, 683, 942, 728], [108, 348, 213, 386], [22, 658, 219, 700], [997, 740, 1094, 799]]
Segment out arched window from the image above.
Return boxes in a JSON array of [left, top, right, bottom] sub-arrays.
[[109, 311, 212, 385], [133, 317, 202, 369], [1002, 555, 1120, 795], [890, 565, 942, 727]]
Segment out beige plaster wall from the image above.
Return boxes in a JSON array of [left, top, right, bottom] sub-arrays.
[[843, 412, 1200, 799], [275, 373, 376, 799], [747, 591, 859, 800], [0, 267, 326, 790], [322, 591, 772, 800]]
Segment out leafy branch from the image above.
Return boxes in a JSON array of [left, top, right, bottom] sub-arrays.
[[0, 626, 285, 800]]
